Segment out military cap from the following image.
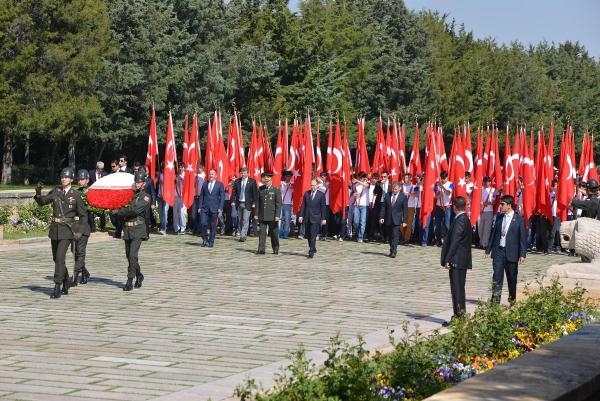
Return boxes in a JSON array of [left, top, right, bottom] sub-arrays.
[[261, 171, 273, 179], [587, 179, 599, 191], [134, 170, 147, 183], [60, 167, 75, 179], [77, 169, 89, 180]]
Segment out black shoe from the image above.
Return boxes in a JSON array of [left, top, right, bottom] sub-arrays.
[[239, 237, 246, 242], [390, 252, 397, 258], [134, 273, 144, 288], [273, 248, 279, 255], [308, 253, 314, 259], [81, 268, 90, 284], [61, 276, 70, 295], [50, 283, 61, 299], [208, 243, 214, 248], [201, 241, 208, 247], [256, 250, 265, 255], [441, 320, 450, 327], [71, 273, 79, 287], [123, 278, 133, 291]]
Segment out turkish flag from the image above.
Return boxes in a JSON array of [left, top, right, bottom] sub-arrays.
[[145, 105, 158, 181], [535, 129, 552, 220], [448, 130, 458, 186], [436, 125, 448, 173], [262, 124, 273, 174], [503, 126, 516, 197], [469, 130, 484, 227], [162, 112, 177, 207], [408, 122, 422, 181], [452, 131, 467, 199], [329, 119, 345, 215], [247, 120, 264, 184], [293, 115, 314, 214], [397, 121, 407, 179], [315, 120, 323, 175], [355, 117, 370, 174], [272, 122, 284, 187], [388, 119, 401, 182], [183, 114, 199, 209], [557, 133, 575, 221], [520, 131, 536, 227], [463, 123, 473, 175], [326, 120, 333, 174], [420, 129, 438, 228]]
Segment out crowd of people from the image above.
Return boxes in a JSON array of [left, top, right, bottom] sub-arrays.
[[34, 155, 600, 304]]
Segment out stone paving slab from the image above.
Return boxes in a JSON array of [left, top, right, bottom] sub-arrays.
[[0, 233, 576, 400]]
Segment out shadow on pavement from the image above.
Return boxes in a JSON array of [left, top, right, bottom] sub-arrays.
[[405, 313, 447, 325], [89, 276, 125, 288]]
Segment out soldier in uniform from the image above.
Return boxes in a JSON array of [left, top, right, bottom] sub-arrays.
[[34, 167, 87, 299], [254, 172, 282, 255], [571, 179, 599, 219], [71, 169, 94, 286], [111, 170, 151, 291]]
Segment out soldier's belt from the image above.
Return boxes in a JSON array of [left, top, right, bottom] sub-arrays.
[[125, 219, 144, 227], [52, 217, 77, 223]]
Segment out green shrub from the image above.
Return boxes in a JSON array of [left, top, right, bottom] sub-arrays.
[[0, 205, 11, 225]]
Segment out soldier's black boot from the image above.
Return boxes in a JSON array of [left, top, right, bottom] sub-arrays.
[[81, 267, 90, 284], [71, 272, 79, 287], [134, 273, 144, 288], [50, 283, 61, 299], [61, 276, 70, 295], [123, 278, 133, 291]]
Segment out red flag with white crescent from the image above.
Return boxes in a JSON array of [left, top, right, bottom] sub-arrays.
[[145, 105, 158, 181], [162, 112, 177, 207]]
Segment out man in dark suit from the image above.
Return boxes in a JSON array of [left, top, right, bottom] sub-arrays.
[[485, 194, 527, 304], [199, 168, 225, 247], [298, 178, 327, 258], [255, 172, 281, 254], [440, 196, 472, 325], [231, 166, 258, 242], [379, 181, 408, 258], [88, 161, 108, 231]]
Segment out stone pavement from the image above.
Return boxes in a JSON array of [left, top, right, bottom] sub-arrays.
[[0, 233, 574, 401]]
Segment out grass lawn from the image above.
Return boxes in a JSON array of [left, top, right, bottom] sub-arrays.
[[0, 185, 36, 191], [2, 229, 48, 240]]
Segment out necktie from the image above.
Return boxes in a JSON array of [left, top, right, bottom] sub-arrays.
[[392, 194, 397, 206], [209, 182, 214, 193], [311, 191, 315, 200]]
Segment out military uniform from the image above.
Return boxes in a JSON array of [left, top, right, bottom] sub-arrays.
[[72, 169, 94, 285], [34, 168, 87, 299], [256, 177, 282, 254], [113, 172, 151, 291], [571, 179, 600, 219]]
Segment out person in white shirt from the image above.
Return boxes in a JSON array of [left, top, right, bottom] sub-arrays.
[[352, 172, 370, 242], [433, 170, 454, 246], [478, 176, 495, 248], [279, 170, 294, 239], [549, 179, 561, 253]]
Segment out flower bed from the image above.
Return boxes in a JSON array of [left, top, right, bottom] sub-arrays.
[[235, 278, 597, 401]]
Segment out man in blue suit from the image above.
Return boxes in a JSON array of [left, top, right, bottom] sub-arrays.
[[485, 194, 527, 304], [298, 178, 327, 258], [379, 182, 408, 258], [199, 169, 225, 248]]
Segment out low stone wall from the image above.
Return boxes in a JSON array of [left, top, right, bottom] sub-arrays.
[[424, 323, 600, 401], [0, 190, 35, 205]]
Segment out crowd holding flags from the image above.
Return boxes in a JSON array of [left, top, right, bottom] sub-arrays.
[[144, 107, 597, 251]]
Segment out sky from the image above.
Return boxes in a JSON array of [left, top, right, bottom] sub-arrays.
[[289, 0, 600, 59]]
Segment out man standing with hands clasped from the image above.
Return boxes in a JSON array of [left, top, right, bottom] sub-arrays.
[[255, 172, 282, 255], [298, 178, 327, 258], [440, 196, 472, 326], [485, 194, 527, 304], [379, 182, 408, 258]]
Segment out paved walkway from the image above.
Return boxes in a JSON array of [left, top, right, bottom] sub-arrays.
[[0, 233, 574, 401]]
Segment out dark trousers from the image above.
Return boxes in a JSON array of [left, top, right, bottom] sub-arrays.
[[492, 248, 519, 303], [201, 209, 218, 245], [386, 224, 401, 254], [124, 238, 142, 279], [306, 222, 320, 255], [320, 207, 331, 238], [258, 220, 280, 252], [74, 235, 89, 273], [367, 206, 381, 240], [536, 216, 551, 252], [449, 267, 467, 317], [551, 217, 562, 249], [110, 214, 124, 238], [51, 239, 71, 284]]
